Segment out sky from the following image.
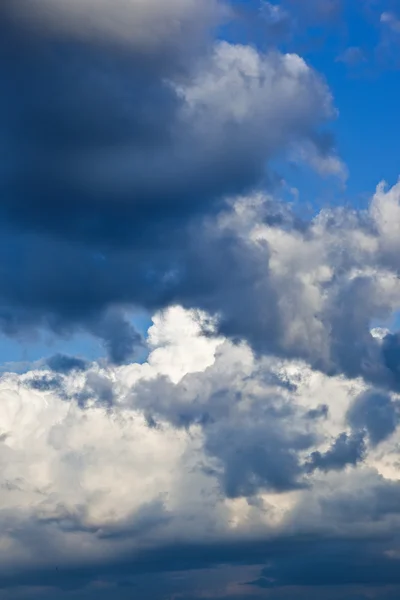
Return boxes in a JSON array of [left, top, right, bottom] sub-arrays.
[[3, 0, 400, 599]]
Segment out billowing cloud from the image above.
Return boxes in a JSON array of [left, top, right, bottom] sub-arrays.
[[0, 307, 400, 598], [2, 2, 400, 598], [348, 389, 400, 446], [0, 0, 339, 362]]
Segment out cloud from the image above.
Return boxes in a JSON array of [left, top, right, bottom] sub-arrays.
[[1, 307, 400, 597], [159, 181, 400, 394], [6, 173, 400, 383], [3, 4, 400, 596], [204, 414, 314, 496], [26, 373, 65, 393], [347, 389, 399, 446], [248, 538, 400, 588], [336, 46, 367, 66], [306, 431, 366, 472], [87, 310, 144, 365], [382, 332, 400, 383], [305, 404, 329, 420], [46, 354, 89, 374], [0, 0, 340, 362]]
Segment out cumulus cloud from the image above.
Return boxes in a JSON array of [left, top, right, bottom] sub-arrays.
[[162, 180, 400, 393], [2, 0, 221, 51], [2, 2, 400, 598], [0, 307, 400, 598], [0, 0, 341, 361], [306, 431, 366, 472], [260, 1, 292, 38], [348, 389, 400, 446], [46, 354, 89, 374]]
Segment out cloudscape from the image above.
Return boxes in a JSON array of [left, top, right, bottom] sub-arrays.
[[1, 1, 400, 598]]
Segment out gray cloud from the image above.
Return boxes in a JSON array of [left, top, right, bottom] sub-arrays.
[[46, 354, 89, 374], [77, 371, 115, 408], [2, 3, 400, 598], [2, 316, 400, 598], [347, 389, 399, 446], [306, 431, 366, 473], [305, 404, 329, 420], [205, 419, 313, 496], [0, 0, 340, 365], [26, 373, 65, 393]]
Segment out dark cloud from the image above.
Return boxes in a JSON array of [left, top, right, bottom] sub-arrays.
[[305, 404, 329, 420], [0, 1, 397, 388], [35, 498, 171, 542], [1, 0, 396, 393], [382, 332, 400, 383], [46, 353, 89, 374], [317, 474, 400, 524], [3, 3, 400, 600], [306, 431, 366, 472], [0, 0, 339, 367], [88, 310, 144, 365], [99, 498, 171, 541], [3, 532, 400, 596], [130, 345, 315, 496], [248, 539, 400, 588], [26, 373, 65, 393], [347, 389, 399, 446], [205, 421, 313, 496]]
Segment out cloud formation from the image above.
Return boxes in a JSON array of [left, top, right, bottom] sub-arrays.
[[0, 0, 339, 362], [0, 307, 400, 598], [2, 2, 400, 599]]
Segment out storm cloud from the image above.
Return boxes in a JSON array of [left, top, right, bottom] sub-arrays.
[[0, 0, 343, 365]]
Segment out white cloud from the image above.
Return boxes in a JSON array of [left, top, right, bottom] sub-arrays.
[[145, 306, 222, 383], [179, 42, 335, 154], [1, 295, 400, 585], [3, 179, 400, 590]]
